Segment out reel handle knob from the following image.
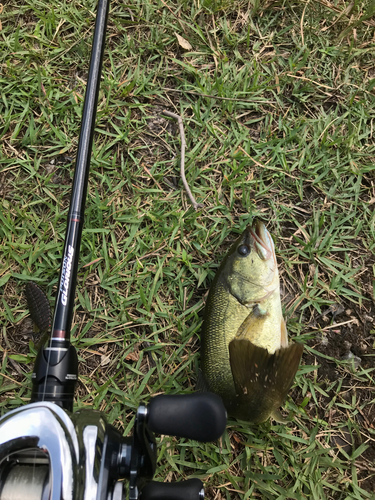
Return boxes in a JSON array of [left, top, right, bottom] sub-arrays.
[[141, 478, 204, 500], [147, 392, 226, 442]]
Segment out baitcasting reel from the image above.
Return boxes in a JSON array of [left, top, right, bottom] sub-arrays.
[[0, 393, 226, 500]]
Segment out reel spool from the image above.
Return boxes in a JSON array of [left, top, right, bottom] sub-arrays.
[[0, 465, 49, 500]]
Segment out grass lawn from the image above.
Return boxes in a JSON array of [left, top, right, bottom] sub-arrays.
[[1, 0, 375, 498]]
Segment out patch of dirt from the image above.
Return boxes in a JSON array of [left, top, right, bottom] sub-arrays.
[[300, 293, 375, 493]]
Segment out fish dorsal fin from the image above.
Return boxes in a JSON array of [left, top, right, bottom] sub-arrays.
[[228, 338, 304, 423]]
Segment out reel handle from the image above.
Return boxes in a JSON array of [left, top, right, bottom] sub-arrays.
[[141, 478, 204, 500], [148, 393, 226, 442]]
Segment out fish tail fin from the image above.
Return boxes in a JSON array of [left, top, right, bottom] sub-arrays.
[[228, 339, 304, 423]]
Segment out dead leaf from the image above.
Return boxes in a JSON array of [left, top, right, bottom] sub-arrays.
[[125, 351, 140, 362], [175, 32, 192, 51], [101, 354, 111, 367], [232, 433, 243, 444], [83, 257, 103, 268]]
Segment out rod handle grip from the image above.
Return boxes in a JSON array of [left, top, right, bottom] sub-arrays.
[[147, 393, 226, 442], [141, 479, 204, 500]]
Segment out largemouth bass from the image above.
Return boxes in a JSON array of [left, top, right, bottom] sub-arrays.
[[200, 221, 303, 423]]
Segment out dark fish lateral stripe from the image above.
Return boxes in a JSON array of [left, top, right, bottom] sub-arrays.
[[25, 282, 52, 333]]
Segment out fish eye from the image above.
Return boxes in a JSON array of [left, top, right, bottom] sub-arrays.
[[237, 244, 250, 257]]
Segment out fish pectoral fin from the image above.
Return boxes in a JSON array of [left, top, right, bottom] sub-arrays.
[[236, 306, 268, 340], [271, 408, 294, 424], [228, 339, 304, 422], [196, 368, 210, 392]]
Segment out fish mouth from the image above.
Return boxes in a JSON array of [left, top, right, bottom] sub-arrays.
[[249, 220, 274, 261]]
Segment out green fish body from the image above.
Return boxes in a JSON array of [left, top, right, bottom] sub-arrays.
[[200, 222, 303, 423]]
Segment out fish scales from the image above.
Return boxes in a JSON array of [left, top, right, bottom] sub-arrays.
[[201, 280, 248, 406]]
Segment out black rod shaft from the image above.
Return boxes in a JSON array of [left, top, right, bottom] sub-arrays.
[[52, 0, 110, 344], [31, 0, 110, 409]]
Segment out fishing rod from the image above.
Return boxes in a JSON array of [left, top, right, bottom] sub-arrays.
[[0, 1, 226, 499]]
